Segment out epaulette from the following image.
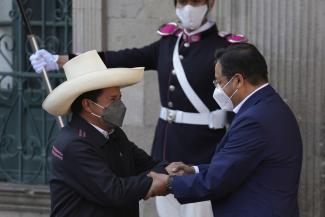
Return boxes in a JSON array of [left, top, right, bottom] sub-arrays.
[[77, 128, 87, 138], [219, 31, 248, 43], [157, 22, 182, 36], [52, 146, 63, 160]]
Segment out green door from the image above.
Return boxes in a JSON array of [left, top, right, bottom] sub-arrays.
[[0, 0, 72, 184]]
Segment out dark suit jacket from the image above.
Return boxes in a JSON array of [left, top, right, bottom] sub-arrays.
[[50, 115, 168, 217], [171, 85, 303, 217]]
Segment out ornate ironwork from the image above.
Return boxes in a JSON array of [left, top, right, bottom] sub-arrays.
[[0, 0, 72, 184]]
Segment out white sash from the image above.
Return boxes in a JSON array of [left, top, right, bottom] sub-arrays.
[[172, 33, 210, 113]]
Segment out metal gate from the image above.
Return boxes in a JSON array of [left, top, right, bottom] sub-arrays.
[[0, 0, 72, 184]]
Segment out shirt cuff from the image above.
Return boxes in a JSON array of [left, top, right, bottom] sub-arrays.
[[193, 166, 199, 174]]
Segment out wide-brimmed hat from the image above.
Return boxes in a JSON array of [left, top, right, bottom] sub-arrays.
[[42, 50, 144, 116]]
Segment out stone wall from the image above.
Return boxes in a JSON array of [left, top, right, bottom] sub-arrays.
[[0, 183, 50, 217]]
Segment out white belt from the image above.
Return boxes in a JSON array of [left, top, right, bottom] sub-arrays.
[[159, 107, 227, 129]]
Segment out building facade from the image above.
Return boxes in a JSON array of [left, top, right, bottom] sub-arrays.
[[0, 0, 324, 216]]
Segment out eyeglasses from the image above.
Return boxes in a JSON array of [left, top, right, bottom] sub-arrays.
[[213, 78, 228, 88], [213, 80, 220, 88]]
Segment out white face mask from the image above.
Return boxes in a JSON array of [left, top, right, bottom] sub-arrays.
[[213, 77, 238, 111], [176, 4, 208, 30]]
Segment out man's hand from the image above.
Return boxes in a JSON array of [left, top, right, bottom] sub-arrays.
[[145, 172, 169, 200], [165, 162, 195, 176]]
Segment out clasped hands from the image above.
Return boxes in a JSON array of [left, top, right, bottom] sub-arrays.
[[145, 162, 195, 200]]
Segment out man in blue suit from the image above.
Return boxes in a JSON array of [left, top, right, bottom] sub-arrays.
[[147, 43, 303, 217]]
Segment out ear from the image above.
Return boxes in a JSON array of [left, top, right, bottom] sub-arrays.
[[235, 73, 245, 89], [82, 98, 92, 113]]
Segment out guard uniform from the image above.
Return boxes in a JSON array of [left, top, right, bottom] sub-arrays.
[[91, 22, 246, 165], [50, 115, 168, 217]]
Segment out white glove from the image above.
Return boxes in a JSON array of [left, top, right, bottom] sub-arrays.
[[29, 49, 59, 73]]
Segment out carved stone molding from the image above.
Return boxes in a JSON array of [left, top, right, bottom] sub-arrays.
[[72, 0, 107, 52], [0, 183, 50, 215]]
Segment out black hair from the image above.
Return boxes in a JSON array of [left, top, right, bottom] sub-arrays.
[[215, 43, 268, 85], [70, 89, 103, 115], [174, 0, 209, 6]]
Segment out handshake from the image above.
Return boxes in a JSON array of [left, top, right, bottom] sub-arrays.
[[145, 162, 195, 200]]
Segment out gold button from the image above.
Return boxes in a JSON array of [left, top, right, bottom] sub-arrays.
[[184, 42, 190, 47], [168, 102, 173, 108], [169, 85, 175, 91]]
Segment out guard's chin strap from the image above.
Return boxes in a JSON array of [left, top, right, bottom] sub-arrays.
[[202, 3, 211, 26]]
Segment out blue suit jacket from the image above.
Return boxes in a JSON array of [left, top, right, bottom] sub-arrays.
[[172, 85, 303, 217]]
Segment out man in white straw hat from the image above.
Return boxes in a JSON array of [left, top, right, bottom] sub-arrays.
[[45, 50, 171, 217]]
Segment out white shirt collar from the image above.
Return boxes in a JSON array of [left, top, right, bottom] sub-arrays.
[[184, 21, 215, 36], [90, 123, 113, 139], [233, 83, 269, 114]]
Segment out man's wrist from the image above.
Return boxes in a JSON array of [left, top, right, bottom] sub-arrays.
[[166, 175, 174, 194], [192, 166, 199, 174], [57, 55, 69, 68]]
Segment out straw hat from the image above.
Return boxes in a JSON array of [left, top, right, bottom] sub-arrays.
[[42, 50, 144, 116]]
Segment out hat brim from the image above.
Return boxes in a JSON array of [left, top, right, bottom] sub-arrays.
[[42, 67, 144, 116]]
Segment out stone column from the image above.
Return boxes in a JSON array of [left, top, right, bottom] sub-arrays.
[[72, 0, 106, 52], [0, 183, 50, 217]]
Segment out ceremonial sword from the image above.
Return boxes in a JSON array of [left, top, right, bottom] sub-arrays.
[[16, 0, 64, 128]]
